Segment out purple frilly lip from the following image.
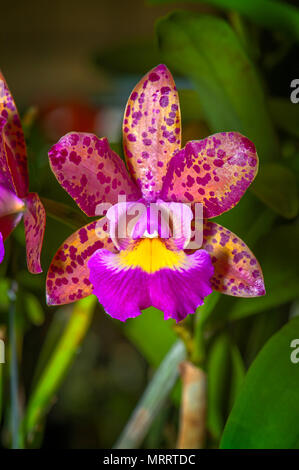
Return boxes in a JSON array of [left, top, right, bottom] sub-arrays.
[[88, 247, 214, 323]]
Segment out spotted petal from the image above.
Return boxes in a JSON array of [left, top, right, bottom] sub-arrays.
[[202, 221, 265, 297], [0, 72, 28, 198], [161, 132, 258, 218], [49, 133, 141, 217], [23, 193, 46, 274], [46, 218, 116, 306], [123, 64, 181, 201]]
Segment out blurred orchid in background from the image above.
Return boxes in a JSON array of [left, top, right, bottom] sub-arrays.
[[0, 72, 46, 273], [46, 65, 265, 322]]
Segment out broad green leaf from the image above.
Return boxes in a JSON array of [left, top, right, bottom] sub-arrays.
[[151, 0, 299, 42], [220, 317, 299, 448], [251, 163, 299, 219], [125, 307, 177, 367], [269, 98, 299, 139], [156, 11, 278, 161], [23, 296, 95, 445]]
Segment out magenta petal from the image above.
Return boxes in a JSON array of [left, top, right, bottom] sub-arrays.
[[0, 232, 4, 263], [88, 247, 213, 323], [23, 193, 46, 274], [88, 249, 150, 321], [161, 132, 258, 218], [150, 250, 214, 322], [49, 132, 141, 217]]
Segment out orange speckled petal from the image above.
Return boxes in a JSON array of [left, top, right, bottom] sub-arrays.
[[202, 221, 265, 297], [0, 72, 28, 198], [49, 133, 141, 217], [161, 132, 258, 218], [46, 217, 116, 306], [23, 192, 46, 274], [123, 64, 181, 201]]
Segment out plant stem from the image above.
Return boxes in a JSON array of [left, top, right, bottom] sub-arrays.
[[8, 281, 19, 449], [177, 361, 207, 449]]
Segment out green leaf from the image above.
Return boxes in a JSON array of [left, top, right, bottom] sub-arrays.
[[251, 163, 299, 219], [156, 11, 278, 161], [220, 317, 299, 448], [125, 307, 177, 367], [23, 296, 96, 445], [150, 0, 299, 42]]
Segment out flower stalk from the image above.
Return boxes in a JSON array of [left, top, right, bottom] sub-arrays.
[[177, 360, 207, 449]]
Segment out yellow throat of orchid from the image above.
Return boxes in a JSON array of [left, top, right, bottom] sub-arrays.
[[118, 238, 186, 273]]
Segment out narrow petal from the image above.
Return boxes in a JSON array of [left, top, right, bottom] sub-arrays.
[[0, 182, 24, 217], [49, 132, 141, 217], [88, 238, 213, 322], [23, 193, 46, 274], [46, 218, 116, 306], [123, 64, 181, 201], [0, 72, 29, 197], [202, 221, 265, 297], [161, 132, 258, 218], [0, 232, 4, 263], [0, 212, 23, 240]]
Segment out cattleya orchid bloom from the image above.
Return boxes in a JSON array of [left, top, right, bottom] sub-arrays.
[[0, 72, 46, 273], [47, 65, 265, 322]]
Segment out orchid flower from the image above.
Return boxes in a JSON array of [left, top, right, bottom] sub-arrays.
[[0, 72, 46, 273], [46, 65, 265, 322]]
